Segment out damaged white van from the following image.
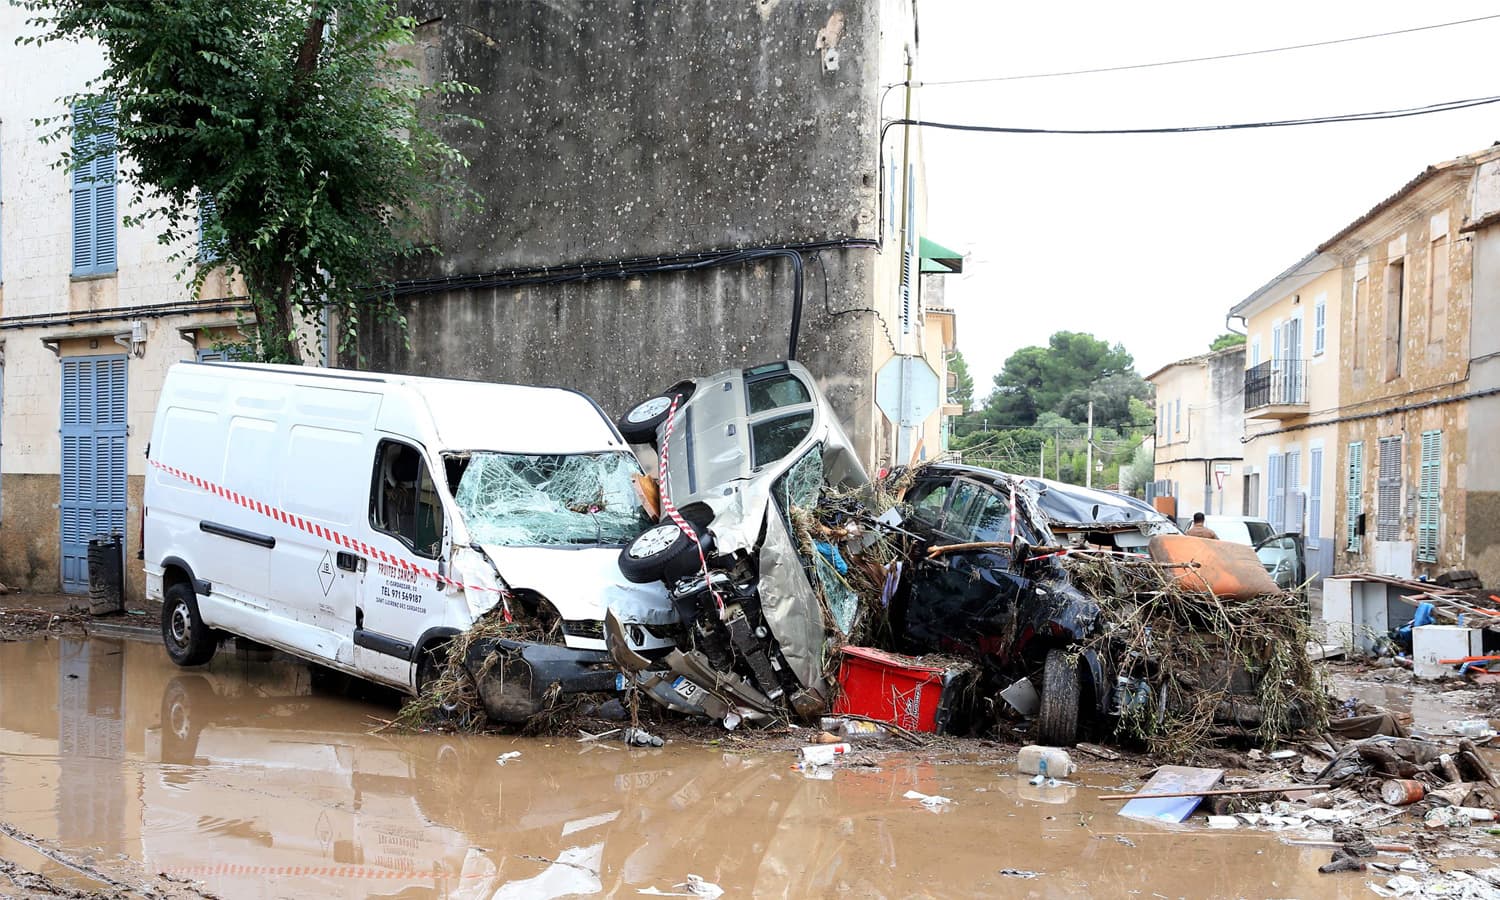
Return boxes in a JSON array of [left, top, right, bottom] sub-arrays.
[[143, 362, 677, 719]]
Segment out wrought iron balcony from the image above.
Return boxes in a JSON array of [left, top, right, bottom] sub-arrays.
[[1244, 359, 1308, 418]]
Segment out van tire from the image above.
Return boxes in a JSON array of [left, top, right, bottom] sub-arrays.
[[619, 522, 702, 584], [162, 582, 217, 667], [616, 385, 694, 444], [475, 655, 542, 724], [1037, 649, 1081, 746]]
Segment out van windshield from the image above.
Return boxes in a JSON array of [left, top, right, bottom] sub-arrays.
[[451, 452, 652, 546]]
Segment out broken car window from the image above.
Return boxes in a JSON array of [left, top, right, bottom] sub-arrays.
[[450, 451, 651, 547], [747, 373, 812, 414], [371, 440, 444, 558], [751, 411, 814, 469], [905, 479, 950, 528], [773, 443, 824, 514], [942, 481, 983, 536]]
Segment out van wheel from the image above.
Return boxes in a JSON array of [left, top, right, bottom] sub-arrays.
[[1037, 649, 1081, 746], [161, 582, 217, 667], [619, 522, 704, 584], [616, 385, 695, 444]]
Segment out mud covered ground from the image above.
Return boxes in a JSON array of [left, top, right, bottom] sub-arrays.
[[2, 606, 1499, 898]]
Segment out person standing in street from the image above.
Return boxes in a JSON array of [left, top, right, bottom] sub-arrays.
[[1185, 512, 1219, 539]]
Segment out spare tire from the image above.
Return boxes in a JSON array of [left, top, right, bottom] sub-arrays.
[[1037, 648, 1081, 746], [616, 383, 695, 444]]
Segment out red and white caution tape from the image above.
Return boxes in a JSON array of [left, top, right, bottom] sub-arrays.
[[162, 863, 489, 881], [148, 458, 512, 622], [657, 394, 724, 616]]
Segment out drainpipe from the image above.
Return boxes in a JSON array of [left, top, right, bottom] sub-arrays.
[[893, 44, 916, 463]]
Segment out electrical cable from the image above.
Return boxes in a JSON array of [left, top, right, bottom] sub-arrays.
[[917, 13, 1500, 86], [880, 93, 1500, 140], [811, 251, 897, 354]]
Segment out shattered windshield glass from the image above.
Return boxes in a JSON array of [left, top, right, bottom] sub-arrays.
[[451, 452, 651, 546]]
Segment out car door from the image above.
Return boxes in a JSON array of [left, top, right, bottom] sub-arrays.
[[905, 478, 1030, 660], [355, 438, 453, 689]]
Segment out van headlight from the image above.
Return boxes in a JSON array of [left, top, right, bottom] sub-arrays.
[[452, 546, 502, 618]]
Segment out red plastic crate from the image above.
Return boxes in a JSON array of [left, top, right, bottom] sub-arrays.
[[832, 646, 949, 733]]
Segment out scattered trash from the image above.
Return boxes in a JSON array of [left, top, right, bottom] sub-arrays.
[[638, 874, 725, 898], [623, 727, 665, 748], [1207, 815, 1239, 829], [818, 717, 888, 740], [1075, 742, 1122, 762], [1367, 875, 1422, 898], [1017, 745, 1076, 779], [999, 677, 1040, 717], [1424, 806, 1496, 828], [903, 790, 953, 811], [998, 869, 1040, 879], [798, 743, 851, 767], [1380, 779, 1426, 806], [1269, 749, 1299, 760], [1117, 765, 1224, 823], [495, 751, 521, 766], [1447, 719, 1497, 740]]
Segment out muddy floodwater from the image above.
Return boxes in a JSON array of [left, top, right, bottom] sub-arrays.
[[0, 636, 1376, 898]]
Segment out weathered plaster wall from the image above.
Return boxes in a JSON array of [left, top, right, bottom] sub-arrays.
[[1465, 179, 1500, 583], [360, 1, 890, 460]]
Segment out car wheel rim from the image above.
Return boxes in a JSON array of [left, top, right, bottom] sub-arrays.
[[626, 396, 672, 423], [629, 524, 681, 558], [170, 603, 192, 647]]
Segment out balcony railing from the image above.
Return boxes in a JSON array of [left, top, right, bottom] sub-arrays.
[[1245, 359, 1308, 412]]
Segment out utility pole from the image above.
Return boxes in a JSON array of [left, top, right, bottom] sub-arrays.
[[1038, 442, 1044, 478], [1086, 400, 1095, 488]]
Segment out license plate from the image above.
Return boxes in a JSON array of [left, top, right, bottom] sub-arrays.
[[672, 675, 704, 703]]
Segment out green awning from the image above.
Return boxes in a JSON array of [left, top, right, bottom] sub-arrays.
[[919, 237, 963, 274]]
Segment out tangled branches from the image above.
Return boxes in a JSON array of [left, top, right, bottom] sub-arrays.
[[1063, 553, 1328, 761]]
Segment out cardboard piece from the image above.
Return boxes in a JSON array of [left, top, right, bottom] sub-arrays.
[[1119, 765, 1225, 823]]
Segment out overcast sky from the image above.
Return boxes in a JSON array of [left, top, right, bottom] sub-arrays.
[[914, 0, 1500, 401]]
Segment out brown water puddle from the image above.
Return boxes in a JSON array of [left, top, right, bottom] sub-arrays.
[[0, 636, 1375, 898]]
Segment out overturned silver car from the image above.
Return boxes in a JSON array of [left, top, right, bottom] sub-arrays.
[[604, 361, 868, 725]]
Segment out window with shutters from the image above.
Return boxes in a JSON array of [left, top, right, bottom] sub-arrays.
[[71, 99, 118, 277], [1376, 435, 1402, 541], [1314, 295, 1326, 356], [1285, 448, 1303, 534], [1266, 452, 1285, 533], [1346, 442, 1363, 552], [197, 194, 225, 263], [1418, 430, 1442, 562], [1308, 447, 1323, 549]]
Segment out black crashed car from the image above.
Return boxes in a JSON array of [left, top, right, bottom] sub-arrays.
[[892, 463, 1106, 745]]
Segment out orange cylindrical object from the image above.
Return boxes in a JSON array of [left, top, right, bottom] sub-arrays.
[[1380, 779, 1425, 806]]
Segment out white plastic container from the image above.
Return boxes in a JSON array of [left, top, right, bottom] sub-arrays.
[[1016, 745, 1076, 778], [799, 743, 852, 767]]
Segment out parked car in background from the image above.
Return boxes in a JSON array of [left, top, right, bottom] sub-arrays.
[[1202, 515, 1306, 592], [605, 361, 869, 725]]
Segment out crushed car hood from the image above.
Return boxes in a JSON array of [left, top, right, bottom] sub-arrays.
[[482, 544, 677, 625], [1023, 477, 1177, 534]]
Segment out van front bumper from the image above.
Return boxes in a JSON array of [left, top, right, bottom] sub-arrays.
[[463, 636, 623, 723]]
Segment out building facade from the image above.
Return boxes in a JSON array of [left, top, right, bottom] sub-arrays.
[[354, 0, 959, 469], [0, 8, 245, 601], [1145, 346, 1245, 520], [1465, 152, 1500, 586], [1319, 150, 1492, 580], [1229, 253, 1343, 584]]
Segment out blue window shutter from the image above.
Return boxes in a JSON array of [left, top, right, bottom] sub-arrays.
[[93, 101, 118, 274], [71, 102, 94, 275]]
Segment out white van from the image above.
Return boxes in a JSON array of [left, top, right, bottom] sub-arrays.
[[143, 362, 676, 709]]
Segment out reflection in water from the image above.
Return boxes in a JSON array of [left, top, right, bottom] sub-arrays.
[[0, 637, 1372, 899]]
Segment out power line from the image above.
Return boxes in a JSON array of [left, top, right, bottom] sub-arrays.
[[918, 14, 1500, 87], [882, 92, 1500, 139]]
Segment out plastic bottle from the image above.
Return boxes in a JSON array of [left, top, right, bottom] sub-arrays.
[[819, 717, 888, 740], [799, 743, 852, 767], [1016, 745, 1077, 778]]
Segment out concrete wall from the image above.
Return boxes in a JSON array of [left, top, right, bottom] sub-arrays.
[[1328, 168, 1476, 579], [358, 0, 916, 465]]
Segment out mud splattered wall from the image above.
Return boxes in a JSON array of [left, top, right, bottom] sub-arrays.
[[355, 1, 891, 461]]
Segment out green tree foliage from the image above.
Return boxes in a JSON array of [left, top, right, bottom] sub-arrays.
[[1210, 332, 1247, 351], [20, 0, 480, 363]]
